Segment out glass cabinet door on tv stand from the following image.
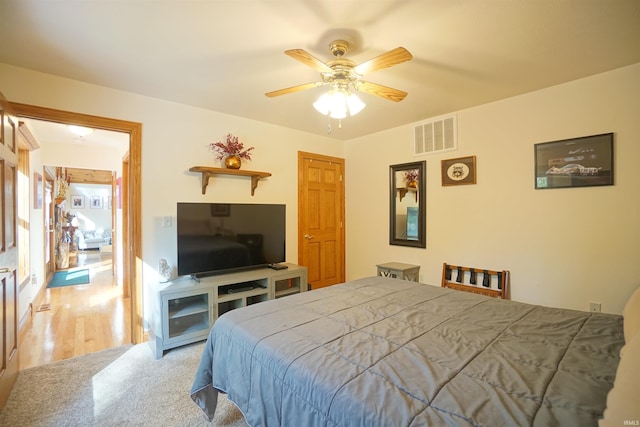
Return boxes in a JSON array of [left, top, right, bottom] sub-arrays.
[[150, 281, 214, 359], [164, 292, 211, 339]]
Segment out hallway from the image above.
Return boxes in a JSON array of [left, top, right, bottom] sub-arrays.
[[18, 251, 130, 370]]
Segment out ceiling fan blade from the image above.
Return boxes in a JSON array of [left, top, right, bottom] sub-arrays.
[[353, 47, 413, 75], [285, 49, 333, 74], [265, 82, 321, 98], [356, 81, 408, 102]]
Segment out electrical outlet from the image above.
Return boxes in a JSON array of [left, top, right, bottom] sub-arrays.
[[589, 302, 601, 313]]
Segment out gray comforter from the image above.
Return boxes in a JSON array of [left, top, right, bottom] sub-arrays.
[[191, 276, 623, 426]]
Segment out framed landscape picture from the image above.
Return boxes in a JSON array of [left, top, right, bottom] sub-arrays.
[[534, 133, 613, 189]]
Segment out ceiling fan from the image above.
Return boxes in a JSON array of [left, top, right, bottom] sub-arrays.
[[265, 40, 413, 104]]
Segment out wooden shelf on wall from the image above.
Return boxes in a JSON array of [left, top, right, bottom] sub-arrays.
[[397, 187, 418, 202], [189, 166, 272, 196]]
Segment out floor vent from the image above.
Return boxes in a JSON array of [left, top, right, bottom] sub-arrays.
[[37, 303, 51, 312], [413, 114, 457, 155]]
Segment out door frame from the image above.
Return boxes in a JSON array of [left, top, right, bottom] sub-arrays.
[[43, 168, 55, 285], [9, 102, 144, 344]]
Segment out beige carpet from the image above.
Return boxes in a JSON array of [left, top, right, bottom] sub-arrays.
[[0, 342, 249, 427]]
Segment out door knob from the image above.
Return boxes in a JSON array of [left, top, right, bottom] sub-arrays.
[[304, 234, 315, 240]]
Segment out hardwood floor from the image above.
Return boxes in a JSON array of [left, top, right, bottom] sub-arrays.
[[18, 251, 131, 370]]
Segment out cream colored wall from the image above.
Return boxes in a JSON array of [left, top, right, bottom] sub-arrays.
[[345, 63, 640, 314], [1, 62, 343, 327], [25, 148, 44, 323], [5, 61, 639, 319]]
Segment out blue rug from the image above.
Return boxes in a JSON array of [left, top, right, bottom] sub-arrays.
[[47, 269, 90, 288]]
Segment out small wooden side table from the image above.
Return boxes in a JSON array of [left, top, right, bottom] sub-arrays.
[[376, 262, 420, 282]]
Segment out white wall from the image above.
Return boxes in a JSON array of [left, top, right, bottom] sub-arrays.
[[345, 63, 640, 314], [1, 62, 344, 327], [24, 149, 45, 322], [5, 61, 639, 321], [67, 183, 112, 232]]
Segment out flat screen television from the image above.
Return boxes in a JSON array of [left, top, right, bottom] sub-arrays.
[[177, 203, 286, 278]]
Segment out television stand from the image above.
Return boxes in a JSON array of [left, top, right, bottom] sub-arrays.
[[149, 263, 308, 358]]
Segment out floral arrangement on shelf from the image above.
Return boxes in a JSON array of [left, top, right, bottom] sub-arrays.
[[403, 169, 419, 184], [209, 133, 254, 161], [55, 178, 69, 204]]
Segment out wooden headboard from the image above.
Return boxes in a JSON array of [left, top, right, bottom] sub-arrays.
[[441, 263, 510, 299]]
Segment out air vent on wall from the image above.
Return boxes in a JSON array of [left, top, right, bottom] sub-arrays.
[[414, 114, 457, 155]]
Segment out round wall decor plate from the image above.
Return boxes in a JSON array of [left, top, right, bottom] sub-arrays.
[[441, 156, 477, 186]]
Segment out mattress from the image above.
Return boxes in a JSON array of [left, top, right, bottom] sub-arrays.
[[191, 276, 623, 426]]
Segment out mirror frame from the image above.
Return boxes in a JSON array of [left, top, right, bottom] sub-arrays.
[[389, 161, 426, 248]]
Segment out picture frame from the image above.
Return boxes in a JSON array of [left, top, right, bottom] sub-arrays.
[[71, 195, 85, 209], [534, 133, 613, 189], [210, 203, 230, 217], [90, 196, 103, 209], [441, 155, 477, 186], [34, 172, 43, 209]]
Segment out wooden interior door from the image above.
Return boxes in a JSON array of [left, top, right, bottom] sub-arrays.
[[298, 152, 345, 289], [0, 91, 20, 409]]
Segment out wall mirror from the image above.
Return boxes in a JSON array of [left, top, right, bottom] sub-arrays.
[[389, 161, 426, 248]]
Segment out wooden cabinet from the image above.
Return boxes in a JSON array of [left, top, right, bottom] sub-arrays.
[[149, 263, 307, 358]]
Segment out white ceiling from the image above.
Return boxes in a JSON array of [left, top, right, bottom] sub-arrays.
[[1, 0, 639, 143], [21, 119, 129, 151]]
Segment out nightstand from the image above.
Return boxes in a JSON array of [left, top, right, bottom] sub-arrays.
[[376, 262, 420, 282]]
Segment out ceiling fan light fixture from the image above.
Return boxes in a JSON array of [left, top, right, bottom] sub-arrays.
[[312, 92, 332, 115], [346, 93, 366, 115], [313, 88, 365, 119]]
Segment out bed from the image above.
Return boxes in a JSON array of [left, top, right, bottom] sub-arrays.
[[190, 274, 638, 426]]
